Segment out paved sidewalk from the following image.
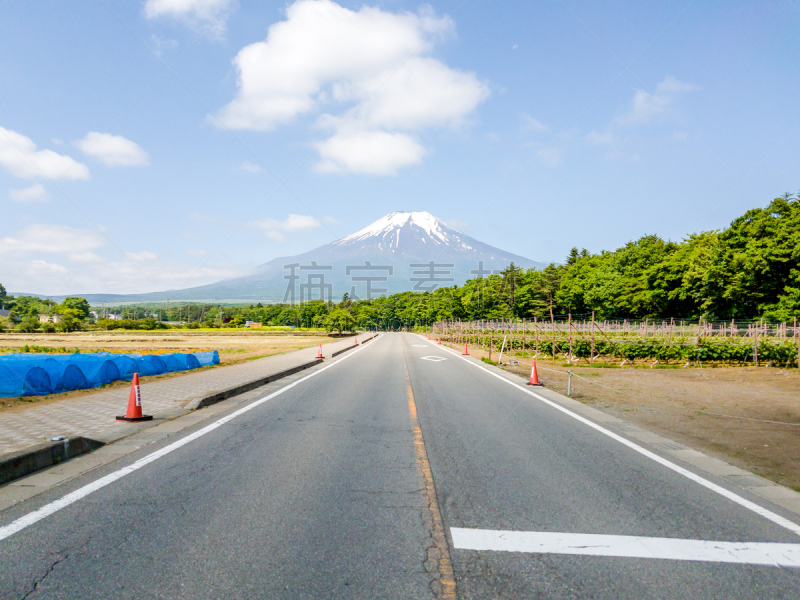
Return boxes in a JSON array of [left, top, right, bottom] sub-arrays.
[[0, 335, 370, 456]]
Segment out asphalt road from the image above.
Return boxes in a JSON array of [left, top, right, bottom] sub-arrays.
[[1, 333, 800, 599]]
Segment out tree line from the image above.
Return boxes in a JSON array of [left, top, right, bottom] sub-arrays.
[[1, 195, 797, 333]]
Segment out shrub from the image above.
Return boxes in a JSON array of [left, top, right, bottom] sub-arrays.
[[16, 316, 39, 333]]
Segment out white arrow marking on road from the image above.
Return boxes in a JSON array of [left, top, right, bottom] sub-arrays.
[[420, 356, 448, 362], [451, 528, 800, 567]]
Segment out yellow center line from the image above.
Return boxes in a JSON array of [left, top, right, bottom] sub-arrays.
[[404, 358, 457, 599]]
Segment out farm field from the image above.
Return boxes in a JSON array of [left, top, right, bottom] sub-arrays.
[[0, 330, 335, 411], [449, 342, 800, 492]]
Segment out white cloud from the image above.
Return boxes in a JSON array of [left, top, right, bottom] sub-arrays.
[[251, 213, 327, 242], [0, 224, 103, 261], [588, 76, 696, 148], [75, 132, 150, 167], [150, 35, 179, 58], [186, 249, 211, 257], [144, 0, 235, 37], [614, 76, 697, 127], [27, 260, 68, 275], [315, 129, 425, 175], [587, 131, 615, 145], [237, 160, 262, 173], [216, 0, 489, 175], [9, 184, 48, 203], [521, 113, 547, 132], [0, 223, 243, 294], [125, 251, 159, 262], [0, 126, 90, 180], [321, 216, 339, 227], [444, 218, 469, 231], [188, 211, 216, 225]]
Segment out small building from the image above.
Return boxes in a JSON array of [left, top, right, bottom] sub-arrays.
[[38, 314, 61, 324], [246, 321, 263, 328], [0, 309, 10, 319]]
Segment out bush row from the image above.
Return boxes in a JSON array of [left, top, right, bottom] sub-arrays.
[[453, 336, 799, 365]]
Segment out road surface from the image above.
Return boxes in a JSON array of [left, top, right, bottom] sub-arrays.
[[1, 333, 799, 598]]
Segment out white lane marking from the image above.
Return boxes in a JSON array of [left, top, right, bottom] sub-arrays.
[[0, 335, 382, 543], [420, 356, 448, 362], [423, 337, 800, 537], [412, 344, 427, 347], [451, 528, 800, 567]]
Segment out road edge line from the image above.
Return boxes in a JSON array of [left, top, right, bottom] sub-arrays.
[[423, 336, 800, 538], [0, 334, 382, 543]]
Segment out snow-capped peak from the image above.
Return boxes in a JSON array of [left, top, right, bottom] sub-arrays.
[[334, 211, 452, 248]]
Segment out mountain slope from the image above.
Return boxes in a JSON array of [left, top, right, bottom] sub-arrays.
[[25, 212, 545, 303]]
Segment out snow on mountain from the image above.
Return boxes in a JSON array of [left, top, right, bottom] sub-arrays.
[[53, 212, 546, 303], [335, 211, 454, 248], [332, 211, 477, 254]]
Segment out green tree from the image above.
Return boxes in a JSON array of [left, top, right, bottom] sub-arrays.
[[57, 313, 82, 332], [17, 315, 39, 333], [324, 308, 356, 333], [60, 297, 90, 320]]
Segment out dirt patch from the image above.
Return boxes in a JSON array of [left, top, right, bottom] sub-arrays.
[[0, 330, 335, 412], [449, 342, 800, 492]]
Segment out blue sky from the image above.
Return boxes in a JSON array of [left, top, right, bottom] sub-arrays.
[[1, 0, 798, 295]]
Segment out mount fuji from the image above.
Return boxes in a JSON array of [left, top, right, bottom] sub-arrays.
[[45, 212, 545, 303]]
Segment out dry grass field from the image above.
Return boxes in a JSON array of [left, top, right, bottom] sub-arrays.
[[0, 329, 336, 411], [0, 329, 335, 363]]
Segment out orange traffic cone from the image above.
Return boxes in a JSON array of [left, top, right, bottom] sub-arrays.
[[116, 374, 153, 422], [354, 336, 359, 345], [527, 361, 544, 386], [463, 343, 469, 355], [316, 344, 323, 359], [427, 333, 431, 340], [437, 337, 442, 345]]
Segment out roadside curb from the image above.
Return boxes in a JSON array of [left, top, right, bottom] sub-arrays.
[[331, 333, 377, 357], [0, 357, 326, 486], [185, 358, 323, 410], [0, 335, 381, 488], [0, 437, 104, 486]]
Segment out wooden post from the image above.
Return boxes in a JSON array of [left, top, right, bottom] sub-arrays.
[[568, 313, 572, 360], [551, 313, 556, 363], [522, 318, 526, 358], [591, 311, 595, 367], [796, 318, 799, 370], [489, 324, 493, 361], [753, 323, 759, 367], [535, 317, 539, 356]]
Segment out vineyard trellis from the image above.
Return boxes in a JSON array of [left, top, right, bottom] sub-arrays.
[[427, 314, 800, 368]]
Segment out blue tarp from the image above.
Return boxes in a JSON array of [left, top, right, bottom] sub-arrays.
[[0, 350, 220, 397]]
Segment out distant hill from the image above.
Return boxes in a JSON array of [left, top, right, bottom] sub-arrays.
[[15, 212, 546, 304]]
